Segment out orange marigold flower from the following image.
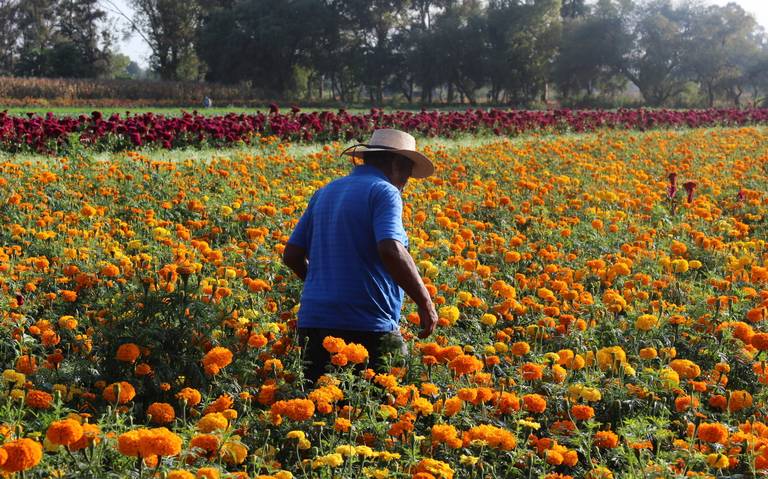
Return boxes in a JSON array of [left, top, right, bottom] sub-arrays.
[[522, 394, 547, 413], [196, 467, 221, 479], [674, 395, 699, 412], [511, 341, 531, 356], [168, 471, 196, 479], [117, 429, 145, 457], [116, 343, 141, 362], [247, 333, 268, 348], [143, 427, 183, 457], [697, 422, 729, 443], [202, 347, 233, 375], [594, 431, 619, 448], [751, 333, 768, 351], [448, 354, 483, 376], [322, 336, 346, 354], [334, 417, 352, 432], [102, 381, 136, 404], [147, 402, 176, 425], [0, 438, 43, 473], [69, 423, 100, 451], [15, 355, 37, 375], [25, 389, 53, 409], [463, 424, 516, 450], [270, 399, 316, 422], [571, 404, 595, 420], [197, 413, 229, 433], [190, 434, 220, 458], [669, 359, 701, 379], [176, 387, 202, 407], [728, 390, 753, 412], [341, 343, 369, 364], [46, 419, 84, 446], [443, 397, 464, 417], [203, 394, 234, 415], [431, 424, 462, 449], [521, 362, 544, 381]]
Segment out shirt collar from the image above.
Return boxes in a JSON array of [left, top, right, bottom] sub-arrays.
[[351, 164, 389, 181]]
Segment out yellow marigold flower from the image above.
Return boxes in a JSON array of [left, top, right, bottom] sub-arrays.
[[635, 314, 658, 331], [220, 441, 248, 465], [197, 413, 228, 433]]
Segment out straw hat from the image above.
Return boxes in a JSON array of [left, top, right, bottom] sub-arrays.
[[342, 129, 435, 179]]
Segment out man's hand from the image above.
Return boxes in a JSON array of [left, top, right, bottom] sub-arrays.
[[282, 243, 308, 280], [417, 301, 438, 339], [377, 239, 438, 338]]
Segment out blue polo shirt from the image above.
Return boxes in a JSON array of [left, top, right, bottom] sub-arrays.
[[287, 165, 408, 332]]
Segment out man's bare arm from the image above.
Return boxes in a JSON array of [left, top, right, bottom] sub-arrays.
[[377, 239, 438, 338], [283, 243, 308, 281]]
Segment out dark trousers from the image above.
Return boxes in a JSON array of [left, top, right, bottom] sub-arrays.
[[297, 328, 408, 385]]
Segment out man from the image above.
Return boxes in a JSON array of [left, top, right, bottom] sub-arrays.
[[283, 128, 439, 384]]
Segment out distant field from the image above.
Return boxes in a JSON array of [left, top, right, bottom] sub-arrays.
[[0, 105, 430, 117]]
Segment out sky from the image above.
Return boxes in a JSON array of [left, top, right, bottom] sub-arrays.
[[104, 0, 768, 69]]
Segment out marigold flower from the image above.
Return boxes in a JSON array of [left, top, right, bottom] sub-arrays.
[[448, 354, 483, 376], [413, 458, 454, 479], [25, 389, 53, 409], [0, 438, 43, 473], [116, 343, 141, 362], [571, 404, 594, 420], [117, 429, 145, 457], [594, 431, 619, 448], [15, 355, 37, 375], [522, 393, 547, 413], [463, 424, 516, 450], [46, 419, 83, 446], [322, 336, 346, 354], [196, 467, 221, 479], [69, 423, 100, 451], [728, 390, 753, 412], [102, 381, 136, 404], [197, 413, 229, 433], [202, 347, 233, 375], [190, 434, 220, 457], [635, 314, 658, 331], [220, 440, 248, 465], [147, 402, 176, 424], [697, 422, 729, 443], [270, 399, 315, 422], [168, 471, 196, 479], [203, 394, 234, 414], [176, 387, 202, 406]]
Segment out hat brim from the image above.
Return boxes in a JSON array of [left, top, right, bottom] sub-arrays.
[[343, 146, 435, 179]]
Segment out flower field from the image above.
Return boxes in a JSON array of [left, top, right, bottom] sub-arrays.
[[2, 107, 768, 154], [2, 126, 768, 479]]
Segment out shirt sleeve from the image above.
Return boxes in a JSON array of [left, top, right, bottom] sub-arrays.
[[371, 183, 408, 245], [287, 193, 316, 249]]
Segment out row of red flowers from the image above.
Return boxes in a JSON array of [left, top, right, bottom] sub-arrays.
[[2, 107, 768, 154]]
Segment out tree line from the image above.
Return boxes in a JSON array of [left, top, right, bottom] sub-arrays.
[[1, 0, 767, 107]]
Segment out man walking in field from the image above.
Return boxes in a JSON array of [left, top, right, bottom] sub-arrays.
[[283, 128, 439, 384]]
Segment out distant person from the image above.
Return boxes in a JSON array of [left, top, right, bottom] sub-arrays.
[[203, 96, 213, 108]]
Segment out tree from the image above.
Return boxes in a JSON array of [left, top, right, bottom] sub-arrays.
[[618, 0, 694, 106], [486, 0, 562, 105], [683, 3, 761, 106], [198, 0, 326, 96], [11, 0, 112, 78], [553, 0, 632, 101], [561, 0, 589, 19], [130, 0, 202, 80]]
